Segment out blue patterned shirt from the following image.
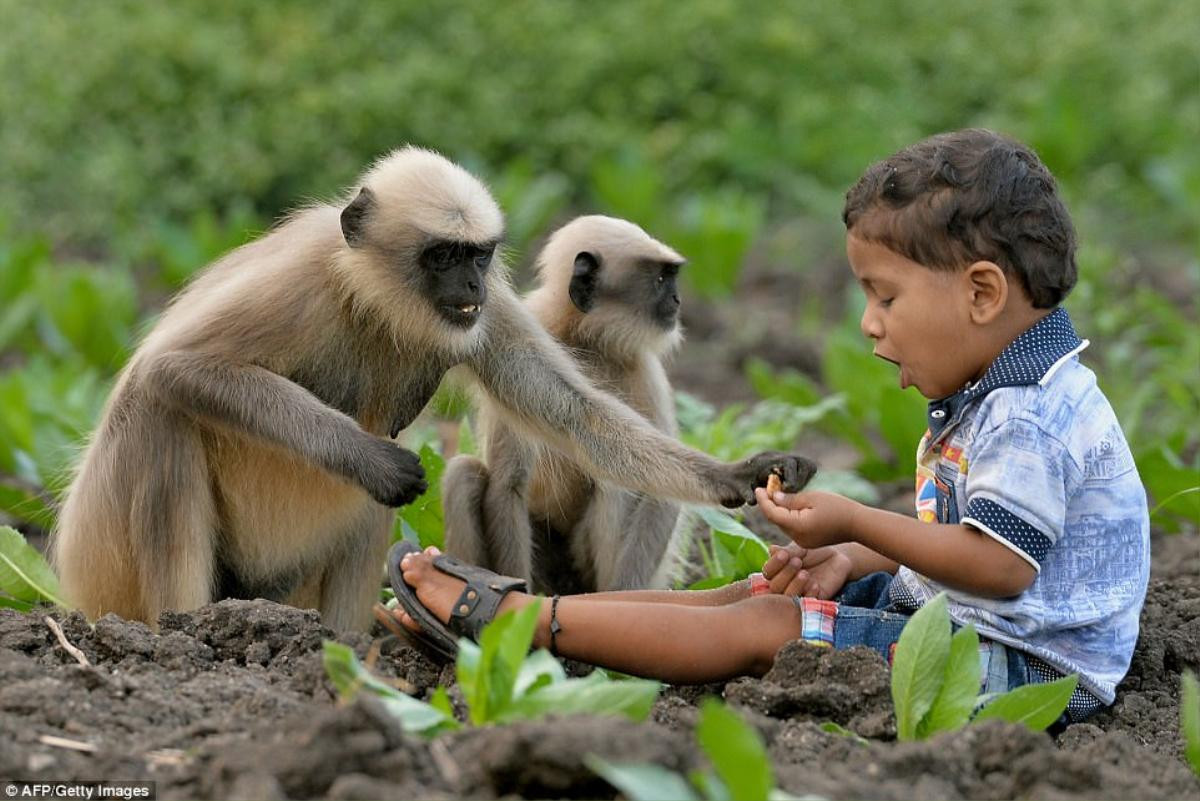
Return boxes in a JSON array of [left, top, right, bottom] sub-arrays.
[[894, 308, 1150, 705]]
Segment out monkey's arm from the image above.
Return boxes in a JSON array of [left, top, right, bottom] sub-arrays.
[[141, 350, 426, 506], [466, 290, 814, 507]]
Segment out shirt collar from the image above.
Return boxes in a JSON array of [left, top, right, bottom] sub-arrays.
[[927, 307, 1089, 440]]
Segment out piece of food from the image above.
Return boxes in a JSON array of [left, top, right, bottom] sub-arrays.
[[766, 473, 782, 495]]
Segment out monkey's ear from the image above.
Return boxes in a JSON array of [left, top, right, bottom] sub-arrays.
[[569, 252, 601, 313], [341, 187, 376, 247]]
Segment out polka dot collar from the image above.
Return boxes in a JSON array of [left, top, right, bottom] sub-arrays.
[[927, 308, 1088, 439]]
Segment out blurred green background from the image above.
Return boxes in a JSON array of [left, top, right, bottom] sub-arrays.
[[1, 0, 1197, 539]]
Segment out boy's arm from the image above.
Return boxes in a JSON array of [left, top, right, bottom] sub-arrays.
[[756, 488, 1036, 598], [838, 542, 901, 580]]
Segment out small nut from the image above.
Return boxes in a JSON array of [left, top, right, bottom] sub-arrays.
[[766, 473, 782, 495]]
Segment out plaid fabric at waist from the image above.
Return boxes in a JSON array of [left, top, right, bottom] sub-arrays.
[[794, 597, 837, 647]]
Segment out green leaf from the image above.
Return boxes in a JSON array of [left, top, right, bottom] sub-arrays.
[[585, 755, 699, 801], [891, 592, 951, 740], [0, 525, 65, 606], [321, 641, 458, 736], [804, 469, 881, 505], [456, 638, 484, 718], [502, 671, 661, 723], [1182, 671, 1200, 776], [396, 444, 446, 550], [688, 575, 735, 591], [0, 595, 35, 612], [695, 506, 771, 581], [0, 483, 57, 529], [0, 293, 38, 353], [972, 673, 1078, 731], [513, 647, 567, 697], [429, 685, 455, 718], [918, 624, 981, 738], [745, 357, 823, 408], [37, 265, 138, 369], [690, 770, 731, 801], [457, 600, 542, 724], [696, 698, 772, 801], [819, 721, 869, 746]]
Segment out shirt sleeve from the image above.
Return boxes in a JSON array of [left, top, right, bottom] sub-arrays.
[[961, 415, 1072, 571]]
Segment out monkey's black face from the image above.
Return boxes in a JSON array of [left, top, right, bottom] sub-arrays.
[[420, 240, 496, 328], [569, 252, 683, 331], [645, 260, 683, 329]]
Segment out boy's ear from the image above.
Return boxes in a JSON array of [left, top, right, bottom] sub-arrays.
[[964, 261, 1008, 323]]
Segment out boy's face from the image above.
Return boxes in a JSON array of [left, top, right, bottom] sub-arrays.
[[847, 234, 986, 400]]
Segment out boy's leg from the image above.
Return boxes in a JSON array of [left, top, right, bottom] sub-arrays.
[[392, 550, 800, 684], [559, 577, 753, 607]]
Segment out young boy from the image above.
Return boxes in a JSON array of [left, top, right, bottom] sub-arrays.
[[387, 129, 1150, 721]]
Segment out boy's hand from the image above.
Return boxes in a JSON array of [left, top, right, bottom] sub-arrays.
[[763, 543, 853, 599], [763, 543, 808, 594], [755, 487, 862, 549]]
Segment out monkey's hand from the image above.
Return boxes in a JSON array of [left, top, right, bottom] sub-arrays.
[[719, 452, 817, 508], [363, 443, 428, 507]]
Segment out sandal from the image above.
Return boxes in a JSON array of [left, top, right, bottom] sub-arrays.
[[384, 541, 528, 660]]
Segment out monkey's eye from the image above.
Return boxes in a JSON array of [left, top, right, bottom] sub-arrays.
[[474, 247, 494, 269], [425, 243, 461, 269]]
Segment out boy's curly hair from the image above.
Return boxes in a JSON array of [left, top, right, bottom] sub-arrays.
[[842, 129, 1077, 308]]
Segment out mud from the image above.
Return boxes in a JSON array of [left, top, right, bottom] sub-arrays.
[[0, 530, 1196, 800]]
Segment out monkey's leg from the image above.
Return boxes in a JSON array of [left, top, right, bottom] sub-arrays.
[[591, 495, 682, 591], [569, 488, 620, 592], [313, 502, 392, 631], [477, 429, 538, 582], [442, 455, 493, 567], [443, 453, 537, 583], [55, 413, 217, 626], [143, 350, 423, 505]]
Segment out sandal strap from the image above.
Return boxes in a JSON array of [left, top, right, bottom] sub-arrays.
[[434, 554, 527, 641]]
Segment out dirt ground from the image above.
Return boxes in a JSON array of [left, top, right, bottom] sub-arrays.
[[0, 530, 1195, 800], [2, 261, 1197, 800]]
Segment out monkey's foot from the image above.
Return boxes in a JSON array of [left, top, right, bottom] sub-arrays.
[[388, 544, 539, 653]]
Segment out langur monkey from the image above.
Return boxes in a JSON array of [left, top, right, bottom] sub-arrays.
[[444, 216, 694, 591], [52, 147, 815, 631]]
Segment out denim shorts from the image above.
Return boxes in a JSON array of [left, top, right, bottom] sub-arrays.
[[812, 572, 1032, 697]]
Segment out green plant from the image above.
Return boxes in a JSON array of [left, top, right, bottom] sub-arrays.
[[891, 593, 1078, 740], [0, 358, 111, 528], [322, 641, 459, 737], [590, 149, 765, 299], [1182, 670, 1200, 776], [135, 204, 263, 288], [747, 300, 929, 484], [7, 3, 1195, 251], [393, 443, 447, 551], [587, 697, 811, 801], [457, 599, 661, 725], [685, 506, 772, 590], [325, 599, 661, 735], [0, 525, 65, 611], [676, 391, 841, 463]]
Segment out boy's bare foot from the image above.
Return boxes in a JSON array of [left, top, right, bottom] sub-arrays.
[[389, 547, 539, 638]]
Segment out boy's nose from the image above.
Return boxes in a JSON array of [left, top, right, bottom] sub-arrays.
[[860, 307, 883, 340]]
